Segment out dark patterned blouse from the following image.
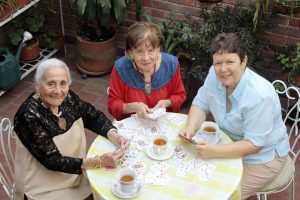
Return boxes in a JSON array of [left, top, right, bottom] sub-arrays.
[[14, 90, 116, 175]]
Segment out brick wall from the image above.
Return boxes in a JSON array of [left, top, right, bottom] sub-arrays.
[[40, 0, 299, 48], [1, 1, 298, 49], [0, 0, 299, 81]]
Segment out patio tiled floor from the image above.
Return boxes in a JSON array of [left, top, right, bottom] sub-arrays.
[[0, 44, 298, 200]]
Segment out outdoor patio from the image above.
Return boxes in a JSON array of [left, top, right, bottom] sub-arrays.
[[0, 44, 299, 200]]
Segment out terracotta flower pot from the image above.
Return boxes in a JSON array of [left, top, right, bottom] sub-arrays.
[[39, 33, 65, 50], [76, 31, 117, 76], [16, 0, 30, 9], [0, 5, 14, 21], [20, 38, 40, 61]]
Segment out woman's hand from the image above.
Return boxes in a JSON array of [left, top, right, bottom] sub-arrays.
[[195, 140, 218, 159], [134, 102, 151, 119], [100, 151, 124, 168], [81, 150, 124, 169], [153, 99, 172, 109], [108, 130, 127, 149], [178, 126, 195, 141]]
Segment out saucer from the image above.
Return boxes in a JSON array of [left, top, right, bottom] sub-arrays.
[[111, 181, 142, 199], [192, 134, 224, 145], [146, 144, 174, 161]]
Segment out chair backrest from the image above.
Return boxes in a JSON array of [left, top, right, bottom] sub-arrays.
[[272, 80, 300, 182], [0, 118, 15, 199], [272, 80, 300, 139]]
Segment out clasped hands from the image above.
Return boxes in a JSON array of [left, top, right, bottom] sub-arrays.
[[179, 127, 218, 159]]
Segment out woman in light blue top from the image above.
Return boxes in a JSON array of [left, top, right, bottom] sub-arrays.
[[179, 32, 290, 199]]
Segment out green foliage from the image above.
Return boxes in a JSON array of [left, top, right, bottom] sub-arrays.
[[277, 43, 300, 79], [196, 5, 275, 67], [181, 5, 275, 81], [155, 4, 276, 100], [41, 31, 58, 48], [69, 0, 141, 41], [25, 7, 45, 33], [273, 81, 285, 92], [159, 13, 195, 53], [8, 6, 45, 46]]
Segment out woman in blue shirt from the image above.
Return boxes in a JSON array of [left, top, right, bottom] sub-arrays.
[[179, 32, 290, 199]]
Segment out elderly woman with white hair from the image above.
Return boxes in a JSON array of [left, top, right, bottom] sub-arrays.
[[13, 58, 127, 200]]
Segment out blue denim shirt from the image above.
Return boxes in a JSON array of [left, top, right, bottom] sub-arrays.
[[192, 66, 290, 164]]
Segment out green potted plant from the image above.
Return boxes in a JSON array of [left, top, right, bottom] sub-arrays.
[[69, 0, 141, 76], [39, 31, 64, 50], [8, 6, 45, 61], [277, 43, 300, 87]]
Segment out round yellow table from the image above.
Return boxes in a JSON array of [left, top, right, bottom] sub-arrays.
[[87, 113, 242, 200]]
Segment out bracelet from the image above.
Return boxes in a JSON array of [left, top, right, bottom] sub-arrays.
[[95, 156, 102, 168], [99, 156, 102, 168], [95, 156, 99, 168]]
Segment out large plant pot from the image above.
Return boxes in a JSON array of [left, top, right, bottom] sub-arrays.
[[76, 31, 117, 76]]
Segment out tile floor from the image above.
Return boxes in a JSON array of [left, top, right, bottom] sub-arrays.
[[0, 44, 298, 200]]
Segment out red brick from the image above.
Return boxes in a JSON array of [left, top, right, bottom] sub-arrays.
[[270, 24, 289, 35], [177, 0, 196, 7], [179, 4, 202, 16], [287, 37, 300, 46], [142, 0, 152, 6], [222, 0, 236, 5], [152, 0, 179, 12], [287, 26, 300, 38], [264, 32, 288, 45], [288, 16, 300, 27], [276, 14, 290, 25], [151, 8, 168, 19], [77, 91, 100, 104]]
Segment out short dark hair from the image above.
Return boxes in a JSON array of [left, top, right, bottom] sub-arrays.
[[211, 32, 246, 62], [125, 22, 163, 52]]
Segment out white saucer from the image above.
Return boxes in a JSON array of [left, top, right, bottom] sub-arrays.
[[192, 134, 225, 145], [145, 144, 174, 161], [111, 181, 142, 199]]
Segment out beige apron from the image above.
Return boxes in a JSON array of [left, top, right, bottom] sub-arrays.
[[14, 118, 91, 200]]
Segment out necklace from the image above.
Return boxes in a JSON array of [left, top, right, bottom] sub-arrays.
[[37, 94, 67, 130], [53, 111, 67, 130], [135, 62, 156, 96]]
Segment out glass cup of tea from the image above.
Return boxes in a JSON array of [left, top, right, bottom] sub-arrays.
[[200, 121, 221, 144], [152, 134, 168, 155], [118, 168, 137, 193]]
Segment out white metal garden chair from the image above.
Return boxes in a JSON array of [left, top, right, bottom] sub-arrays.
[[0, 118, 15, 200], [255, 80, 300, 200]]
